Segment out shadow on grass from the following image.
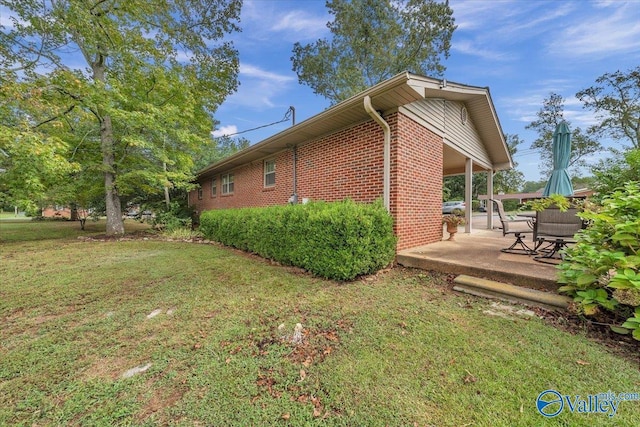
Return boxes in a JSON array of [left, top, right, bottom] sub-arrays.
[[0, 218, 151, 243]]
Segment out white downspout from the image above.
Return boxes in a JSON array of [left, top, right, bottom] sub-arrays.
[[363, 95, 390, 211]]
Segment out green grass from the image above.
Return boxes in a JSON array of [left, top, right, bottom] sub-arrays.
[[1, 221, 639, 426]]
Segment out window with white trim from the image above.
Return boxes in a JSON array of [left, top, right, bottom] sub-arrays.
[[222, 173, 234, 195], [197, 187, 203, 200], [211, 177, 217, 197], [264, 159, 276, 187]]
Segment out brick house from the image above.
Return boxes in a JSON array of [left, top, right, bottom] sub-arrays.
[[189, 72, 511, 251]]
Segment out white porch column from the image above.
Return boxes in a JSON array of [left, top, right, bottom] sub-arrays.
[[465, 158, 473, 233], [486, 169, 494, 230]]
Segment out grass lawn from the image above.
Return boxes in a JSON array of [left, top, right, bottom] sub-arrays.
[[1, 220, 639, 426]]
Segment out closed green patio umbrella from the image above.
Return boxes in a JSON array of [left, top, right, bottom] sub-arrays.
[[542, 121, 574, 196]]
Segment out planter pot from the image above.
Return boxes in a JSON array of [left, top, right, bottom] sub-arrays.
[[445, 222, 458, 240]]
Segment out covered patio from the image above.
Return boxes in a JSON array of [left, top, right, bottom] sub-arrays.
[[397, 214, 561, 292]]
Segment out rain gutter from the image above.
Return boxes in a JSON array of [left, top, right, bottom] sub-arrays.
[[363, 95, 390, 211]]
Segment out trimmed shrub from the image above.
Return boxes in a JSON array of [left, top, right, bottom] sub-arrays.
[[199, 200, 397, 281]]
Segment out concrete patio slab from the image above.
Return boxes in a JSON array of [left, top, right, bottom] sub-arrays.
[[397, 223, 561, 291]]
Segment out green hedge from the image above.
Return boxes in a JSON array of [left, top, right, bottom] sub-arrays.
[[199, 200, 397, 281]]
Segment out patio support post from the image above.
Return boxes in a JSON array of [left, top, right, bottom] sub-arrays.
[[465, 158, 473, 233], [486, 169, 494, 229]]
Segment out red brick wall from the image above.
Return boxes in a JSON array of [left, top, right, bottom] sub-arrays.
[[390, 113, 444, 250], [296, 120, 385, 203], [191, 119, 387, 213], [191, 150, 294, 212], [190, 112, 444, 251]]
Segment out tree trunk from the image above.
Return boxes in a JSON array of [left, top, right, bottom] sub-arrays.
[[93, 62, 125, 236], [163, 161, 171, 209], [101, 114, 125, 235]]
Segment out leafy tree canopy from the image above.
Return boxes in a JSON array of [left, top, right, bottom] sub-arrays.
[[521, 180, 547, 194], [291, 0, 456, 104], [590, 148, 640, 204], [577, 66, 640, 150], [525, 92, 601, 178], [193, 136, 250, 172], [443, 133, 524, 201], [0, 0, 241, 234]]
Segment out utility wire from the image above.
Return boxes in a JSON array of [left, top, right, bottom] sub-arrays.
[[217, 106, 294, 138]]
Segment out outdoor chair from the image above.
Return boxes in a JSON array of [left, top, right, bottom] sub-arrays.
[[491, 199, 535, 254], [533, 206, 584, 263]]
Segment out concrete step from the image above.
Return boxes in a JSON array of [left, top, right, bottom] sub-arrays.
[[396, 251, 558, 291], [453, 274, 571, 311]]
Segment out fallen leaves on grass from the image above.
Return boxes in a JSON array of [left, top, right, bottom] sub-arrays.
[[463, 370, 477, 384]]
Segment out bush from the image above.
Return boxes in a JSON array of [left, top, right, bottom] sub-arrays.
[[501, 199, 520, 212], [558, 182, 640, 340], [153, 202, 193, 232], [199, 200, 397, 281]]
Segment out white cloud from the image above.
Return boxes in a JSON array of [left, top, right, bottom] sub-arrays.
[[451, 1, 576, 51], [240, 64, 295, 84], [271, 10, 327, 38], [221, 63, 296, 110], [211, 124, 238, 137], [549, 3, 640, 58], [241, 1, 328, 42], [452, 39, 510, 61], [500, 87, 599, 132]]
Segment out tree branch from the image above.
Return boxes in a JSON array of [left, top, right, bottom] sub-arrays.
[[32, 104, 76, 129], [54, 86, 103, 123]]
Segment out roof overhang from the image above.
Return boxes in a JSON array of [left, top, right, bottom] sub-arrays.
[[198, 72, 512, 178]]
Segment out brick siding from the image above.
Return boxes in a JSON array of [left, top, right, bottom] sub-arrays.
[[390, 113, 444, 250], [191, 111, 444, 251]]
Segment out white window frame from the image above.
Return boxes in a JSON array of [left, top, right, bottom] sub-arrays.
[[211, 177, 217, 197], [197, 187, 203, 200], [264, 159, 276, 187], [222, 173, 234, 195]]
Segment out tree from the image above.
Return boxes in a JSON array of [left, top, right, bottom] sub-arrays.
[[0, 0, 241, 234], [525, 93, 601, 177], [291, 0, 456, 104], [193, 136, 250, 172], [443, 133, 524, 201], [494, 134, 525, 193], [577, 67, 640, 149], [590, 148, 640, 204], [522, 180, 547, 193]]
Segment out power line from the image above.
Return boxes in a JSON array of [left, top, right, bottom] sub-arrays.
[[216, 106, 294, 138]]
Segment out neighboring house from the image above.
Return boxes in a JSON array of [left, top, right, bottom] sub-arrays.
[[42, 206, 73, 219], [190, 72, 512, 251], [478, 188, 594, 205], [42, 206, 88, 220]]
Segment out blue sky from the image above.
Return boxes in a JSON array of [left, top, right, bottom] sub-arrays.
[[214, 0, 640, 183]]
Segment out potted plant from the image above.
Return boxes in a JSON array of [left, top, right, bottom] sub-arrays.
[[442, 208, 466, 240]]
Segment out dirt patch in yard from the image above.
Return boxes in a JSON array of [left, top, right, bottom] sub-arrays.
[[135, 379, 186, 424], [247, 320, 353, 419]]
